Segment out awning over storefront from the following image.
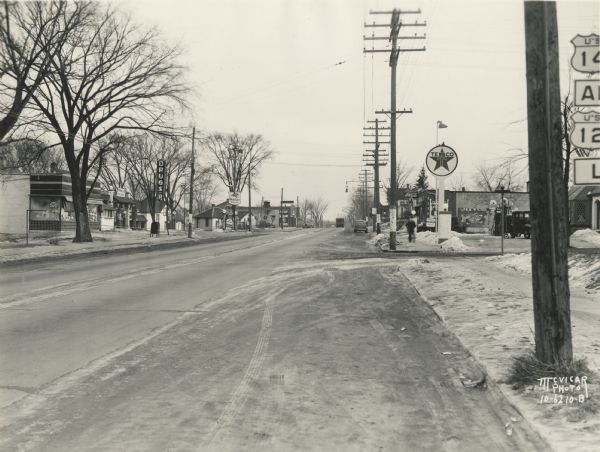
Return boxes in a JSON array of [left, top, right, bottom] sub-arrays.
[[114, 195, 137, 204], [87, 198, 104, 205]]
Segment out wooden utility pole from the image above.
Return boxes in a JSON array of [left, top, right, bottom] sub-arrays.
[[248, 167, 252, 232], [364, 118, 390, 232], [188, 127, 195, 238], [524, 1, 572, 364], [358, 169, 374, 221], [280, 187, 284, 230], [365, 8, 425, 249]]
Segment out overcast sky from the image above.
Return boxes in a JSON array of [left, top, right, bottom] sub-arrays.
[[123, 0, 599, 219]]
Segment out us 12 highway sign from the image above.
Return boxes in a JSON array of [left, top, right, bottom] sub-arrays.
[[573, 158, 600, 185], [570, 111, 600, 150], [425, 144, 458, 177]]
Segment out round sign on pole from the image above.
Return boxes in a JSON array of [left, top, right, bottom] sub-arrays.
[[425, 144, 458, 177]]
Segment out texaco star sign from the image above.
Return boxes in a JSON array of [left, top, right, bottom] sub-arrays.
[[425, 143, 458, 177]]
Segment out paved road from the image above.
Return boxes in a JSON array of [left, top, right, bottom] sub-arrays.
[[0, 228, 545, 451]]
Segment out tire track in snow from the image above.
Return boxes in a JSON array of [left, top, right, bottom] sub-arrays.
[[203, 289, 277, 448]]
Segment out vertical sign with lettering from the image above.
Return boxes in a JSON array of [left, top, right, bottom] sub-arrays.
[[156, 160, 166, 197]]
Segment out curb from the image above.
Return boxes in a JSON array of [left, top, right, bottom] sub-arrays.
[[398, 271, 553, 451], [0, 232, 267, 267]]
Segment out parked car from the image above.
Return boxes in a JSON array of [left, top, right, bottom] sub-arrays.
[[508, 211, 531, 238], [303, 222, 314, 228], [354, 219, 368, 233]]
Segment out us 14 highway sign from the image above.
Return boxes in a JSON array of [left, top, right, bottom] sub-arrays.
[[570, 34, 599, 74]]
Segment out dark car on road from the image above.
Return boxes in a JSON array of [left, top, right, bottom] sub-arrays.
[[508, 211, 531, 238], [354, 219, 368, 233]]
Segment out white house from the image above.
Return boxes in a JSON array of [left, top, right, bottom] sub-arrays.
[[0, 174, 30, 236]]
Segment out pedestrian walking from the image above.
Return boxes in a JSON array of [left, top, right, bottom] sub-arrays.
[[406, 211, 417, 243]]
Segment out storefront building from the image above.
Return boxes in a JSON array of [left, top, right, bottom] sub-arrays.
[[29, 173, 104, 231]]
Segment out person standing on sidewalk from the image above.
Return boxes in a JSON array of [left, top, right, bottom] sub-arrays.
[[406, 211, 417, 243]]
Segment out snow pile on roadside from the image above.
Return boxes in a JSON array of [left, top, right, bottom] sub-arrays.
[[440, 236, 471, 251], [570, 229, 600, 248], [368, 233, 387, 248], [415, 231, 439, 245], [569, 254, 600, 292], [487, 252, 600, 293], [486, 253, 531, 273]]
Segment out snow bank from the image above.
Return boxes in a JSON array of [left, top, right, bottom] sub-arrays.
[[368, 233, 387, 246], [486, 252, 600, 293], [415, 231, 439, 246], [440, 236, 471, 251], [570, 229, 600, 248]]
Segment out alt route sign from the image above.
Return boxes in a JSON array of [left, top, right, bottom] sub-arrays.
[[425, 143, 458, 177]]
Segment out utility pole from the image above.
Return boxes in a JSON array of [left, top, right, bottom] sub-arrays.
[[358, 169, 374, 222], [280, 187, 284, 230], [365, 8, 426, 250], [524, 1, 572, 364], [248, 167, 252, 232], [188, 127, 195, 238], [364, 118, 389, 232]]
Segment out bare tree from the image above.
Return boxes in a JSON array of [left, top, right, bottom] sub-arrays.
[[203, 132, 273, 228], [473, 159, 526, 192], [0, 137, 64, 173], [447, 172, 469, 191], [344, 187, 371, 223], [23, 4, 189, 242], [0, 1, 89, 142], [190, 166, 219, 214], [122, 135, 189, 228], [384, 160, 413, 204], [307, 197, 329, 228]]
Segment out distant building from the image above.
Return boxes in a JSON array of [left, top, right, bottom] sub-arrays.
[[569, 185, 600, 231]]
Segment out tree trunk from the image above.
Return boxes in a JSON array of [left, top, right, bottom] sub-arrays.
[[71, 173, 93, 242], [232, 205, 237, 230]]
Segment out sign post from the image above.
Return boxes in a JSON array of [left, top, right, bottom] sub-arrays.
[[425, 143, 458, 243]]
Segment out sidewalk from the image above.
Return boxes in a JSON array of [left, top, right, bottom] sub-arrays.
[[369, 229, 528, 255], [0, 228, 260, 265], [398, 252, 600, 452]]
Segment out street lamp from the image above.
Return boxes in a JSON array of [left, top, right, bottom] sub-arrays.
[[436, 120, 448, 145], [435, 121, 448, 233]]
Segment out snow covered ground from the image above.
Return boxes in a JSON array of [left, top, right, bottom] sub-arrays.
[[486, 252, 600, 294], [0, 229, 253, 264], [571, 229, 600, 248], [399, 252, 600, 452]]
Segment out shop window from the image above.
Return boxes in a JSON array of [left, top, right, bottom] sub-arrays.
[[30, 197, 60, 221]]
